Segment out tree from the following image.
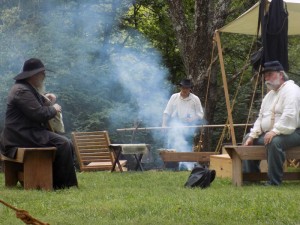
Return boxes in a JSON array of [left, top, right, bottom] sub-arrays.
[[165, 0, 232, 150], [1, 0, 298, 154], [125, 0, 260, 150]]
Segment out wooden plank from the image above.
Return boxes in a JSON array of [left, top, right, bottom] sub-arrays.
[[225, 145, 300, 160], [23, 150, 55, 190], [76, 142, 108, 147], [3, 161, 22, 187], [286, 147, 300, 159], [159, 152, 215, 162], [231, 150, 243, 186], [82, 159, 127, 171], [225, 146, 267, 160], [244, 172, 300, 181]]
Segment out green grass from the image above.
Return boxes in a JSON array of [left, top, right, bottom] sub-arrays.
[[0, 171, 299, 225]]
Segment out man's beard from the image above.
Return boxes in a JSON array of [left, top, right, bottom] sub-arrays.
[[35, 82, 46, 95], [265, 74, 281, 90]]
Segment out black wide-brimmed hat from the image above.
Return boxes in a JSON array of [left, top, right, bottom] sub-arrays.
[[14, 58, 46, 80], [179, 79, 193, 88], [261, 61, 284, 74]]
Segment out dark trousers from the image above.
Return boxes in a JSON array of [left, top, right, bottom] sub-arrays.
[[48, 132, 78, 189], [243, 129, 300, 185]]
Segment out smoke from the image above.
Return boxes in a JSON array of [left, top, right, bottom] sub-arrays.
[[51, 1, 171, 131], [110, 40, 170, 128], [166, 120, 206, 171], [0, 1, 204, 170], [0, 1, 171, 135]]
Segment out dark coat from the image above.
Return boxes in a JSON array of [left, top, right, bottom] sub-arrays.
[[262, 0, 289, 71], [0, 81, 57, 158], [0, 80, 78, 189]]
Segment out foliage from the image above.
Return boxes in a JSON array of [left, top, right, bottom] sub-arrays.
[[0, 0, 169, 138], [0, 172, 300, 225], [0, 0, 300, 154], [124, 1, 185, 83]]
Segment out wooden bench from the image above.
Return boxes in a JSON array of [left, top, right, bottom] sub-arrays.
[[1, 147, 56, 190], [159, 151, 216, 168], [224, 145, 300, 186]]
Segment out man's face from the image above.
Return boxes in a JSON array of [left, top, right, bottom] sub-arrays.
[[264, 71, 282, 90], [180, 86, 191, 97]]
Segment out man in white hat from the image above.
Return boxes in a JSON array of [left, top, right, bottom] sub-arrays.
[[0, 58, 78, 189], [162, 78, 204, 170], [243, 60, 300, 185]]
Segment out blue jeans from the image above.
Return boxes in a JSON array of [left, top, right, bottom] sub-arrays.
[[243, 128, 300, 185]]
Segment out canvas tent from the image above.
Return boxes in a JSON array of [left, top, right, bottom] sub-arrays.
[[214, 0, 300, 144], [220, 0, 300, 35]]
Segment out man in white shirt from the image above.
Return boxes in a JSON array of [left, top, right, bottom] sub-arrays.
[[162, 79, 204, 170], [243, 61, 300, 185]]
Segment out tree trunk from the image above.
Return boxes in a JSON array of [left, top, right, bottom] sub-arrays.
[[167, 0, 231, 151]]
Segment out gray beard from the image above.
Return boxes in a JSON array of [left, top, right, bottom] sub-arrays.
[[265, 83, 277, 90], [35, 84, 46, 95], [265, 79, 280, 91]]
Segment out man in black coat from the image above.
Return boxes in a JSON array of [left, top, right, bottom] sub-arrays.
[[0, 58, 78, 189]]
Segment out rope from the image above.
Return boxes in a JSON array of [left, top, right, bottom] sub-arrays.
[[214, 119, 229, 153], [243, 69, 260, 137], [204, 40, 216, 115], [0, 199, 49, 225]]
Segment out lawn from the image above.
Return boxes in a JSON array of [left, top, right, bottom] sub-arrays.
[[0, 171, 299, 225]]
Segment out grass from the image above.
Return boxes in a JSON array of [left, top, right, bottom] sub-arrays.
[[0, 171, 300, 225]]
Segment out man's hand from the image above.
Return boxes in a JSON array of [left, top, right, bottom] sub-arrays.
[[264, 131, 277, 145], [53, 103, 62, 113], [45, 93, 57, 104], [244, 136, 254, 146]]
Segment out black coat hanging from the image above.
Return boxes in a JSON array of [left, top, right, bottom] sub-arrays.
[[262, 0, 289, 71]]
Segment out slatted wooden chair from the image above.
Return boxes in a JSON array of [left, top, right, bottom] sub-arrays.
[[72, 131, 127, 172]]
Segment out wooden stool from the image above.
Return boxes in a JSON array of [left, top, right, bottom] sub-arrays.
[[1, 147, 56, 190]]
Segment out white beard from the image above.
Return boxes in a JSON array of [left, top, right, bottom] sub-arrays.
[[265, 74, 281, 90], [35, 83, 46, 95]]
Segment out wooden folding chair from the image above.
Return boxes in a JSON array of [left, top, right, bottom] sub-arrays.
[[72, 131, 126, 172]]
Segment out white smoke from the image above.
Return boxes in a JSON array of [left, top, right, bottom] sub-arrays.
[[0, 1, 205, 170]]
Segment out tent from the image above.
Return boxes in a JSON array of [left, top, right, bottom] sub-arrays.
[[220, 0, 300, 35], [214, 0, 300, 144]]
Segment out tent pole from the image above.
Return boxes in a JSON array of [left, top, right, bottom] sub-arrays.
[[214, 30, 237, 145]]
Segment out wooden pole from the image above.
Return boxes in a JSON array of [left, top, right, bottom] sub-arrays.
[[214, 30, 237, 145], [117, 124, 252, 132]]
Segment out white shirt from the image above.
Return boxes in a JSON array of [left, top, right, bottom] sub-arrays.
[[250, 80, 300, 138], [163, 93, 204, 121]]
